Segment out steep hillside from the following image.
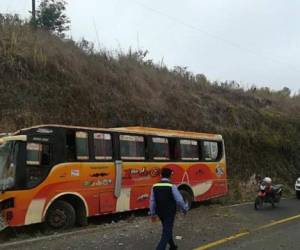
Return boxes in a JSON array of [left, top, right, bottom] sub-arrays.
[[1, 16, 300, 187]]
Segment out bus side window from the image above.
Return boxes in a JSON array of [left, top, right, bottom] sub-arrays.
[[26, 143, 51, 166], [94, 133, 113, 160], [180, 139, 199, 161], [150, 137, 169, 161], [41, 144, 51, 165], [76, 131, 89, 160], [66, 130, 76, 161], [26, 143, 42, 166], [26, 142, 51, 188], [119, 134, 145, 161], [203, 141, 219, 161]]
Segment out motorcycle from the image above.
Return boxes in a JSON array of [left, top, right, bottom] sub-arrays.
[[254, 183, 283, 210]]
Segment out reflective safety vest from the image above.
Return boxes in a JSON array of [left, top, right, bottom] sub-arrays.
[[153, 182, 176, 217]]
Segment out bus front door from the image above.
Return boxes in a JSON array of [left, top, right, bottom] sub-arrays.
[[114, 160, 132, 212]]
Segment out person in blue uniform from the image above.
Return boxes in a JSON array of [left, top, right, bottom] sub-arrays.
[[149, 168, 189, 250]]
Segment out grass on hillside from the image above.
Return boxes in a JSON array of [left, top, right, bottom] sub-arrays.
[[1, 14, 300, 186]]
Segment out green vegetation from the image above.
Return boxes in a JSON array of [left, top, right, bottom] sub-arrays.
[[33, 0, 70, 36], [1, 15, 300, 188]]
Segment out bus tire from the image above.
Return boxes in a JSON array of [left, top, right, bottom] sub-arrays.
[[45, 200, 76, 230], [179, 190, 193, 210], [76, 206, 88, 227]]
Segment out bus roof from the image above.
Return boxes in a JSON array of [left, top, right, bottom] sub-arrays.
[[110, 127, 222, 140], [15, 124, 223, 141]]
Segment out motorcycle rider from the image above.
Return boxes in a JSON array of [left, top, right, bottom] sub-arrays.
[[261, 177, 272, 189], [260, 177, 275, 204]]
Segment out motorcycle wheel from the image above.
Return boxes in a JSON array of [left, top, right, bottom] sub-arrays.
[[271, 201, 276, 208], [254, 197, 263, 210]]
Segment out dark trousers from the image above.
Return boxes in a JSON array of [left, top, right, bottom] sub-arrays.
[[156, 214, 177, 250]]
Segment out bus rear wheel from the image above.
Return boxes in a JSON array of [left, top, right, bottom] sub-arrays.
[[179, 190, 193, 210], [45, 200, 76, 230]]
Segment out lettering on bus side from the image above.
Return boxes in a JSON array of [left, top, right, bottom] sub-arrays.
[[137, 193, 149, 201], [83, 179, 113, 187], [36, 128, 53, 134], [122, 167, 160, 179], [90, 173, 109, 178], [32, 137, 50, 142]]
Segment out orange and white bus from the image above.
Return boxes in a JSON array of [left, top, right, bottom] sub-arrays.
[[0, 125, 227, 230]]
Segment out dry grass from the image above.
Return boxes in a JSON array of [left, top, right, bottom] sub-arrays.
[[1, 15, 300, 185]]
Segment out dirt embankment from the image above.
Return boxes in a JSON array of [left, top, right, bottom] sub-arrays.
[[1, 15, 300, 187]]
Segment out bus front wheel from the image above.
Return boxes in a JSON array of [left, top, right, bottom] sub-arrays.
[[179, 190, 193, 210], [45, 200, 76, 230]]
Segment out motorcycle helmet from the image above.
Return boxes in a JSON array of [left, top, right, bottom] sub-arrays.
[[263, 177, 272, 184]]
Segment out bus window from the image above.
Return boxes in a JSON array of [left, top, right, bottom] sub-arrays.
[[203, 141, 219, 161], [76, 131, 89, 160], [151, 137, 169, 160], [66, 131, 76, 161], [180, 139, 199, 161], [26, 143, 51, 166], [26, 142, 52, 188], [26, 143, 42, 165], [94, 133, 112, 160], [119, 135, 145, 160]]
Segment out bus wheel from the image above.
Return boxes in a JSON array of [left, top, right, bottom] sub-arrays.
[[45, 200, 76, 230], [179, 190, 193, 210]]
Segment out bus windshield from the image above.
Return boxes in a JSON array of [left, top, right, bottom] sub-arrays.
[[0, 142, 15, 191]]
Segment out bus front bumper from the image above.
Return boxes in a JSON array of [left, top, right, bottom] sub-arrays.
[[0, 213, 8, 231]]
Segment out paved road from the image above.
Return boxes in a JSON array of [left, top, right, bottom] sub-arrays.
[[206, 198, 300, 250], [1, 198, 300, 250], [214, 220, 300, 250], [197, 198, 300, 250]]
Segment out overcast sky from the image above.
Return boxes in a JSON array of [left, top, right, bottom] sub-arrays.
[[1, 0, 299, 93]]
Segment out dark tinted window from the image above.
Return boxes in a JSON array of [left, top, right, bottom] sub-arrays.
[[120, 135, 145, 160], [26, 142, 52, 188], [26, 143, 51, 166], [76, 131, 89, 160], [203, 141, 219, 161], [151, 137, 169, 160], [94, 133, 112, 160], [180, 139, 199, 161], [66, 131, 76, 161], [26, 143, 42, 166]]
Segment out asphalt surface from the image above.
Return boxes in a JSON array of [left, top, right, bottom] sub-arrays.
[[214, 220, 300, 250], [212, 198, 300, 250], [1, 198, 300, 250]]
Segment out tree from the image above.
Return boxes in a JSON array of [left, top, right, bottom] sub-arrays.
[[277, 86, 291, 97], [0, 14, 22, 26], [34, 0, 70, 36]]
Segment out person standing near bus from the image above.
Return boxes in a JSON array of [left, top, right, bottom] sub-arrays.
[[149, 168, 189, 250]]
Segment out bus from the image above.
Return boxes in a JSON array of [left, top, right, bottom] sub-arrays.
[[0, 125, 227, 230]]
